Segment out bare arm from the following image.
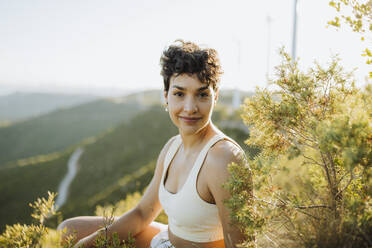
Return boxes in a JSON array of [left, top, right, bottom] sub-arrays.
[[74, 136, 176, 247], [206, 140, 251, 248]]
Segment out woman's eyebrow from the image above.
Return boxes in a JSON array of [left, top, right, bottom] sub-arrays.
[[172, 85, 185, 90], [197, 86, 209, 91], [171, 85, 209, 91]]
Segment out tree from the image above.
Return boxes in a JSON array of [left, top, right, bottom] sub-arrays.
[[225, 2, 372, 247], [234, 49, 371, 247]]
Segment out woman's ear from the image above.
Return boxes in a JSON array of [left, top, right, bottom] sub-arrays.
[[214, 89, 219, 103], [163, 90, 168, 104]]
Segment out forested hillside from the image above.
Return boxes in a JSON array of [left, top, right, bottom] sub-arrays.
[[0, 99, 140, 166], [0, 150, 73, 231], [60, 105, 178, 218]]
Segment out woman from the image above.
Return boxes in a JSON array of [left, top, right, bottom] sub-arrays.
[[58, 40, 249, 248]]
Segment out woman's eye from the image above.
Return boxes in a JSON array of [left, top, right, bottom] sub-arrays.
[[199, 92, 209, 97], [174, 92, 184, 97]]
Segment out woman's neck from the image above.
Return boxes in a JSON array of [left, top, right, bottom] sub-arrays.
[[179, 122, 218, 154]]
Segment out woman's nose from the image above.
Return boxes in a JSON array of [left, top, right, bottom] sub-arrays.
[[184, 97, 198, 113]]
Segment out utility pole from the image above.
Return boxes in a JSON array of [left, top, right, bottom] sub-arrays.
[[233, 40, 241, 110], [292, 0, 299, 60]]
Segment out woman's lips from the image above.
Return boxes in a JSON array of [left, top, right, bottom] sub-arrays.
[[179, 116, 202, 123]]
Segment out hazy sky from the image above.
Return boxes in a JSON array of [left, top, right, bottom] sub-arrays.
[[0, 0, 370, 95]]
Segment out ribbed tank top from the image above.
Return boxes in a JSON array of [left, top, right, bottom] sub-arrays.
[[158, 134, 228, 242]]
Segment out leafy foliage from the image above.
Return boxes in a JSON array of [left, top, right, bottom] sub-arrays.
[[328, 0, 372, 68], [92, 231, 135, 248], [29, 192, 58, 226], [237, 50, 371, 247], [223, 162, 263, 248], [0, 192, 68, 248], [95, 191, 168, 224], [91, 209, 136, 248], [0, 192, 138, 248]]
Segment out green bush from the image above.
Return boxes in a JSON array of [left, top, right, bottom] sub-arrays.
[[0, 192, 138, 248], [233, 50, 371, 247]]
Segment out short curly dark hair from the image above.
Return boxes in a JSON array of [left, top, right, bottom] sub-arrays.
[[160, 40, 223, 92]]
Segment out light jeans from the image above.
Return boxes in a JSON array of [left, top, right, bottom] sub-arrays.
[[150, 223, 174, 248]]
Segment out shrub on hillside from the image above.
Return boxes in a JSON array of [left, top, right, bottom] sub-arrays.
[[95, 191, 168, 225], [0, 192, 67, 248], [0, 192, 137, 248], [230, 50, 371, 248]]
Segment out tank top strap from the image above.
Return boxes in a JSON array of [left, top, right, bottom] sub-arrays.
[[188, 134, 225, 184], [162, 135, 182, 175]]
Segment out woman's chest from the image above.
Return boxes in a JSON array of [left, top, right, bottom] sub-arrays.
[[164, 152, 215, 204]]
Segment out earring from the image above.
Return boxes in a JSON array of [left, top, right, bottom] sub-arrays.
[[165, 103, 168, 112]]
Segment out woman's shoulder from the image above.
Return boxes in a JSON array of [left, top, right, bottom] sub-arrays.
[[205, 135, 247, 172], [203, 135, 249, 193]]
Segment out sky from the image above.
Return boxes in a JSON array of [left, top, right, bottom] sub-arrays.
[[0, 0, 370, 96]]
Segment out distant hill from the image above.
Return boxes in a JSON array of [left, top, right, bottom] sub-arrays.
[[0, 104, 257, 231], [0, 97, 142, 166], [0, 92, 98, 122]]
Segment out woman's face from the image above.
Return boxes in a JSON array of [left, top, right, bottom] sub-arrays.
[[165, 73, 217, 135]]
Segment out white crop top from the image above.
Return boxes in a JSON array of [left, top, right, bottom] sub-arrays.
[[159, 134, 232, 243]]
